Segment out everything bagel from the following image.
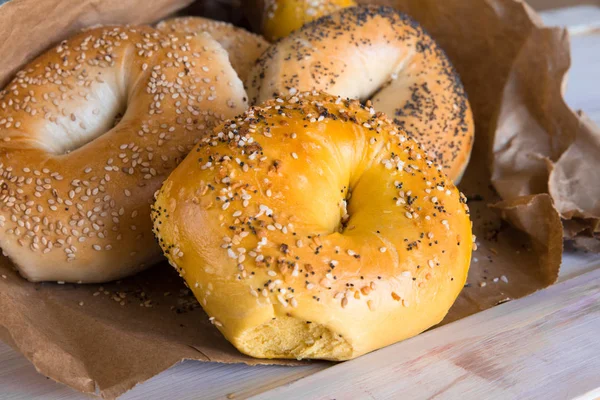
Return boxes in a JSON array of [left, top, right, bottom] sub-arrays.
[[152, 92, 473, 360], [0, 26, 247, 283], [247, 5, 475, 183]]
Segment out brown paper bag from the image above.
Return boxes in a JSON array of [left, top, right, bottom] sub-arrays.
[[1, 0, 588, 398]]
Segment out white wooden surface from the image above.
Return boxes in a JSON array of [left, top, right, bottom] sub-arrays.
[[2, 5, 600, 400]]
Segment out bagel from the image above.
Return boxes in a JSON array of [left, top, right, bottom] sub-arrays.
[[156, 17, 269, 82], [0, 26, 247, 283], [256, 0, 357, 41], [247, 5, 475, 183], [151, 92, 473, 360]]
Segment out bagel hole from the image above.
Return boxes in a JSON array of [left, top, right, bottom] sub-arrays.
[[337, 188, 352, 233], [47, 82, 128, 155], [111, 111, 125, 129]]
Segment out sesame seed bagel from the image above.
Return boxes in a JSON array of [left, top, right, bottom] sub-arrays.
[[156, 17, 269, 82], [256, 0, 357, 41], [247, 5, 474, 183], [152, 92, 472, 361], [0, 26, 248, 283]]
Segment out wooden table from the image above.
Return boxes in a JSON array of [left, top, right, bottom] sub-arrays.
[[2, 4, 600, 399]]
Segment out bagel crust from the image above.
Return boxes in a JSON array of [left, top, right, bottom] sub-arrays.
[[247, 5, 475, 183], [0, 26, 247, 283], [152, 92, 472, 360], [259, 0, 357, 41], [156, 17, 269, 82]]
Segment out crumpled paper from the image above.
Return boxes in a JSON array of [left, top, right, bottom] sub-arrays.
[[0, 0, 584, 398], [483, 9, 600, 249]]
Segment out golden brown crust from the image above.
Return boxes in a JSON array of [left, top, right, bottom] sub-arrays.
[[0, 25, 248, 283], [156, 17, 269, 82], [152, 92, 473, 360], [247, 5, 475, 182], [258, 0, 357, 41]]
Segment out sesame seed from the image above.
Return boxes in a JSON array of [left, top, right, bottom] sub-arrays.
[[367, 300, 375, 311], [277, 294, 288, 307]]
